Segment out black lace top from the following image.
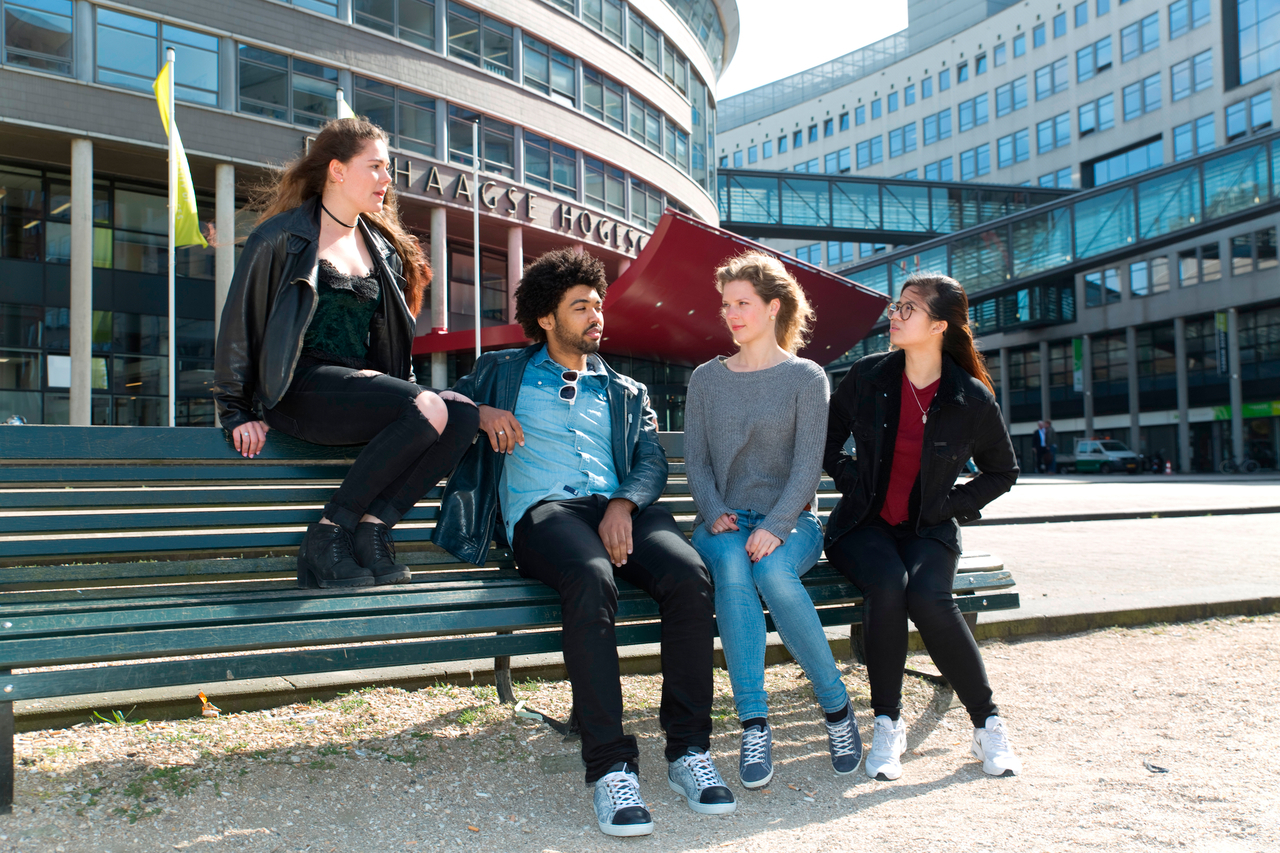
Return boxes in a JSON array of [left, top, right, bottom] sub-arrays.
[[301, 259, 382, 368]]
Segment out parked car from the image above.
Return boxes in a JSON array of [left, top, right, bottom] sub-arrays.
[[1057, 439, 1142, 474]]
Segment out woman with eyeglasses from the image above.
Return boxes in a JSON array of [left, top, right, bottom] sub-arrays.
[[685, 252, 862, 789], [213, 117, 478, 589], [823, 274, 1022, 781]]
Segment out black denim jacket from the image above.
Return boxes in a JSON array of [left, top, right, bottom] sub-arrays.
[[823, 349, 1019, 553], [212, 197, 415, 432], [431, 344, 668, 566]]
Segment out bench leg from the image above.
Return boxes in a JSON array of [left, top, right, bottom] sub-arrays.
[[962, 611, 978, 637], [494, 630, 516, 704], [848, 622, 866, 666], [1, 677, 13, 815]]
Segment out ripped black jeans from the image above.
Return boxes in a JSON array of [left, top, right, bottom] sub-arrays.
[[263, 361, 479, 532]]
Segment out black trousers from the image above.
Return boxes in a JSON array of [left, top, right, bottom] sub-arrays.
[[263, 362, 479, 532], [827, 518, 998, 728], [512, 495, 715, 784]]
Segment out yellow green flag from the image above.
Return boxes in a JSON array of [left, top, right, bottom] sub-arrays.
[[152, 62, 208, 248]]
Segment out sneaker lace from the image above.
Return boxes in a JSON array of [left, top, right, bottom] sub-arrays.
[[983, 719, 1010, 754], [599, 771, 644, 809], [741, 728, 769, 765], [681, 751, 724, 789], [870, 718, 898, 758], [373, 525, 396, 563], [827, 716, 859, 757]]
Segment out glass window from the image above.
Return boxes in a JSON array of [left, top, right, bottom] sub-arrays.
[[355, 0, 435, 49], [957, 63, 969, 83], [448, 3, 512, 78], [522, 34, 575, 108], [524, 132, 577, 198], [778, 135, 787, 153], [1169, 0, 1189, 38], [1192, 49, 1212, 91], [793, 129, 803, 148], [0, 167, 44, 262], [762, 140, 773, 159], [939, 68, 950, 91], [628, 93, 662, 153], [855, 136, 884, 168], [904, 84, 915, 105], [1053, 12, 1067, 37], [1075, 186, 1135, 257], [626, 9, 659, 72], [353, 76, 436, 157], [957, 94, 988, 132], [1171, 59, 1191, 101], [887, 92, 898, 113], [959, 143, 990, 180], [582, 0, 624, 44], [629, 178, 662, 228], [583, 156, 625, 217], [823, 118, 834, 137], [583, 67, 624, 132], [922, 77, 933, 98], [1075, 1, 1088, 26], [924, 158, 953, 181], [871, 99, 882, 119], [291, 59, 339, 128], [1091, 138, 1163, 185], [732, 150, 743, 168], [238, 46, 289, 122], [976, 55, 987, 75], [855, 105, 866, 125], [994, 43, 1006, 66], [4, 0, 74, 75], [447, 106, 515, 176], [808, 124, 819, 143], [888, 123, 916, 157], [1098, 0, 1110, 14], [747, 146, 758, 164], [1014, 33, 1026, 57], [1085, 268, 1121, 306], [839, 112, 850, 131], [96, 11, 218, 105], [1033, 23, 1045, 48]]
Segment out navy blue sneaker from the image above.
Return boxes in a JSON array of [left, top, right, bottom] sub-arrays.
[[739, 723, 774, 789], [825, 704, 863, 775]]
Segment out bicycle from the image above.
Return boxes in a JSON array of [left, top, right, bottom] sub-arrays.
[[1219, 457, 1261, 474]]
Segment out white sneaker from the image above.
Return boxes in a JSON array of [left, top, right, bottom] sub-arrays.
[[667, 748, 737, 815], [592, 762, 653, 837], [865, 715, 907, 781], [971, 715, 1022, 777]]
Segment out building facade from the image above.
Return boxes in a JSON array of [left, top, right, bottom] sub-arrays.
[[716, 0, 1280, 473], [0, 0, 736, 426]]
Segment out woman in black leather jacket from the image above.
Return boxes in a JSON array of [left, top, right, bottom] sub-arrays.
[[823, 274, 1022, 782], [213, 118, 477, 589]]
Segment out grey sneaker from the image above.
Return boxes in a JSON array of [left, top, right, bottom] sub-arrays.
[[592, 762, 653, 837], [739, 724, 774, 789], [667, 748, 737, 815], [824, 704, 863, 775], [866, 715, 907, 781]]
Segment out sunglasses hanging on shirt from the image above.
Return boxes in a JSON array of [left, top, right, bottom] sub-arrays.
[[559, 370, 580, 404]]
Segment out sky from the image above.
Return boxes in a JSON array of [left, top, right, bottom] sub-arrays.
[[715, 0, 910, 98]]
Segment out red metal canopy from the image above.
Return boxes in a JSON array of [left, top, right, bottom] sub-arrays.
[[414, 210, 888, 366]]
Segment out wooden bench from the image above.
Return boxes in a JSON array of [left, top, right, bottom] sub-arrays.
[[0, 425, 1020, 813]]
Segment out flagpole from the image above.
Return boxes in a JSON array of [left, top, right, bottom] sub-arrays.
[[166, 47, 177, 428], [472, 121, 481, 361]]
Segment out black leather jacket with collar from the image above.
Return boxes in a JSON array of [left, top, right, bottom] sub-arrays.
[[212, 196, 416, 432], [823, 349, 1019, 553]]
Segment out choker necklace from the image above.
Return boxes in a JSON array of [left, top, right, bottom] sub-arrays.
[[320, 201, 356, 229]]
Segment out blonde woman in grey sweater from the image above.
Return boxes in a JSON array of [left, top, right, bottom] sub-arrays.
[[685, 252, 862, 789]]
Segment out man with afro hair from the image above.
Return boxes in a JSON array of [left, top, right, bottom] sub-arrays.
[[434, 247, 735, 837]]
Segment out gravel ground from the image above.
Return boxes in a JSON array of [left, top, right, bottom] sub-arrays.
[[3, 615, 1278, 853]]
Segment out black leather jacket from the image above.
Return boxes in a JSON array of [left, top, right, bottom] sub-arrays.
[[823, 349, 1018, 553], [212, 197, 416, 432], [432, 344, 669, 566]]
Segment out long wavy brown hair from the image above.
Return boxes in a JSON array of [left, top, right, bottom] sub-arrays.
[[900, 274, 995, 394], [253, 118, 429, 315], [714, 251, 816, 354]]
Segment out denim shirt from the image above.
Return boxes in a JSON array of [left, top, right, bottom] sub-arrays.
[[498, 346, 620, 541]]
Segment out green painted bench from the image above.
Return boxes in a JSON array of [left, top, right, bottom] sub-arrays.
[[0, 425, 1020, 813]]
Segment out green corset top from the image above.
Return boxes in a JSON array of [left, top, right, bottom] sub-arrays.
[[302, 259, 382, 367]]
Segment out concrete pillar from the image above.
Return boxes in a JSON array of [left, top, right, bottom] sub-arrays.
[[999, 346, 1011, 425], [1126, 325, 1140, 451], [1227, 307, 1244, 465], [1082, 334, 1094, 437], [1038, 340, 1051, 422], [214, 165, 236, 339], [430, 206, 449, 388], [73, 0, 93, 82], [337, 0, 352, 24], [70, 139, 93, 426], [506, 225, 523, 324], [219, 37, 237, 112], [1174, 316, 1191, 472]]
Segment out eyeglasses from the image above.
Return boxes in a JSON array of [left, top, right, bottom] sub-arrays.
[[886, 301, 920, 321], [559, 370, 580, 404]]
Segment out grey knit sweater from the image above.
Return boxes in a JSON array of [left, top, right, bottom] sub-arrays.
[[684, 355, 830, 542]]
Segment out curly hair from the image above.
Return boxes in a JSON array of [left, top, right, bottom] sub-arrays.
[[714, 251, 816, 354], [515, 248, 609, 342]]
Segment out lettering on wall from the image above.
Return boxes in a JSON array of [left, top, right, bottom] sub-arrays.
[[390, 157, 646, 255]]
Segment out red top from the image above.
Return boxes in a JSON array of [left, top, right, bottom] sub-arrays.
[[880, 373, 941, 527]]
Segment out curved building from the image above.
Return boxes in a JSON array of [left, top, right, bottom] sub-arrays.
[[0, 0, 738, 426]]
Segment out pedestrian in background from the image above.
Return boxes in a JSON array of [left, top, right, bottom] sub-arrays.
[[823, 274, 1023, 781], [685, 252, 862, 790]]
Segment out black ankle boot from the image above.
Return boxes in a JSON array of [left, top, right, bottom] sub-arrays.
[[297, 522, 375, 589], [354, 522, 412, 585]]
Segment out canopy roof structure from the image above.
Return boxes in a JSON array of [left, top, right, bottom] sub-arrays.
[[413, 210, 889, 367]]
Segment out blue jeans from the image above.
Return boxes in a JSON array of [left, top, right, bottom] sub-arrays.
[[692, 510, 849, 722]]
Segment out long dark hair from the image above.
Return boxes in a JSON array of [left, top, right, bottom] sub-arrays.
[[901, 274, 994, 394], [252, 117, 429, 316]]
